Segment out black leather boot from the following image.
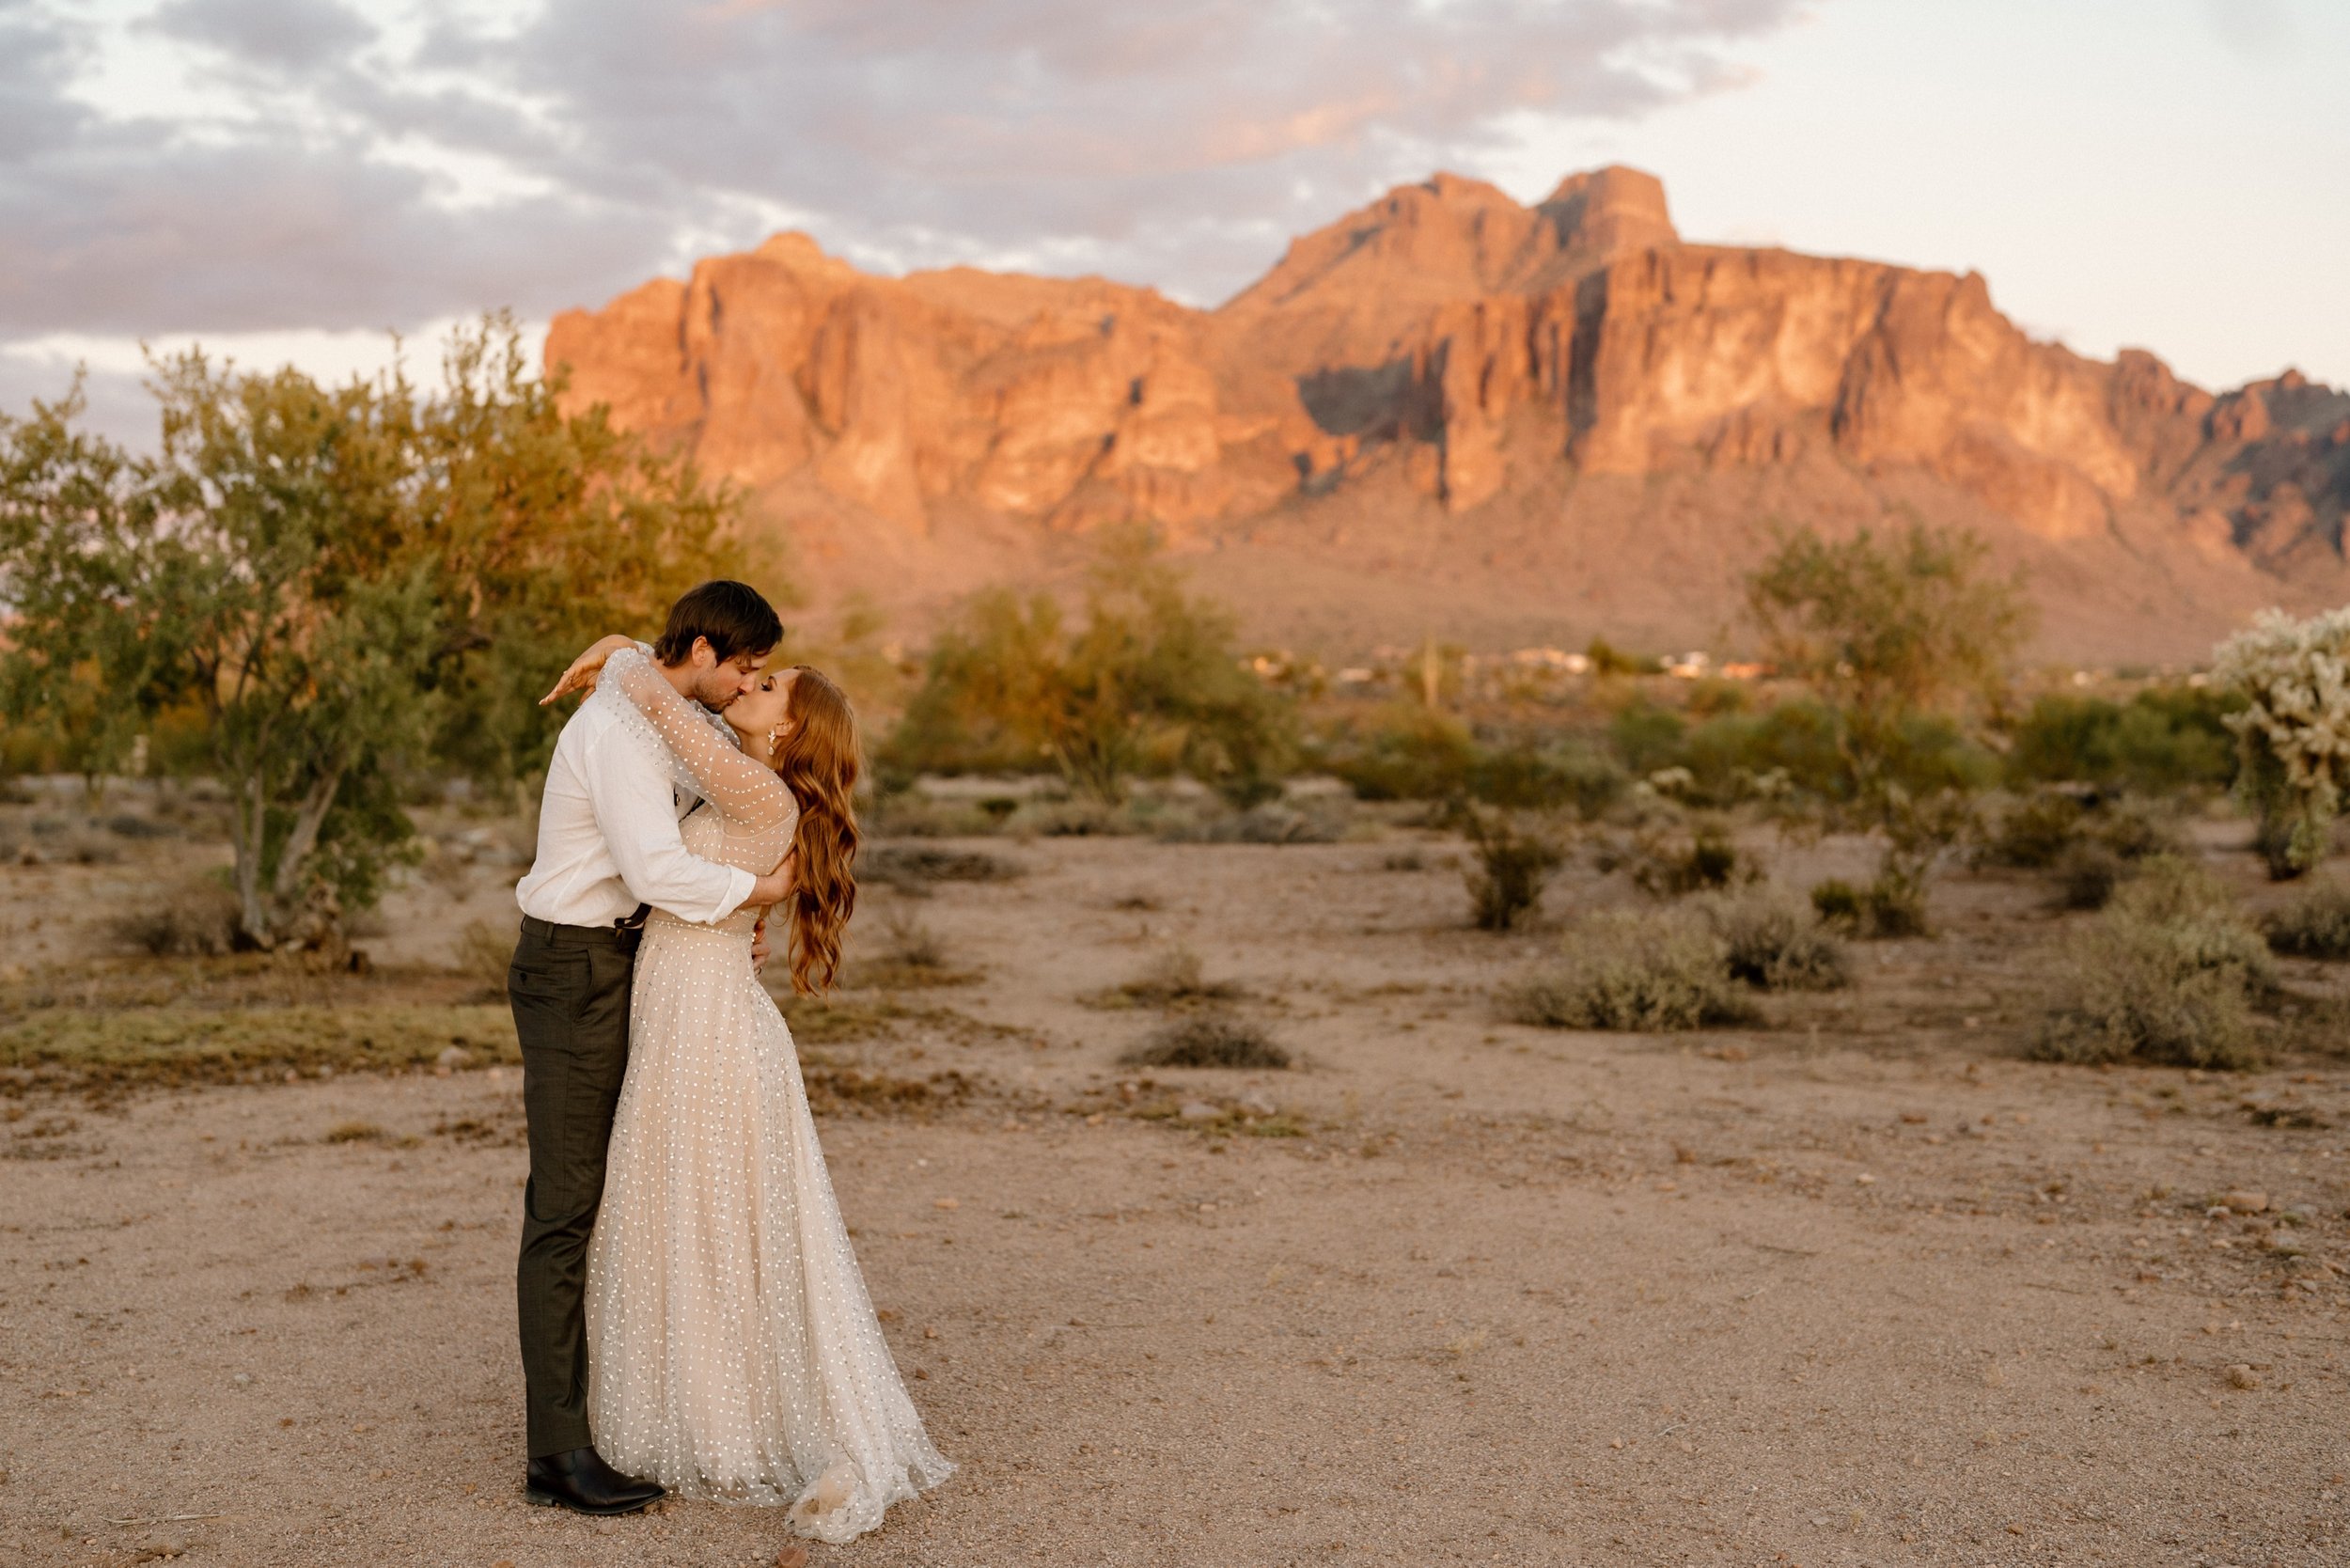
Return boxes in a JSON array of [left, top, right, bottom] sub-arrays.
[[525, 1448, 666, 1514]]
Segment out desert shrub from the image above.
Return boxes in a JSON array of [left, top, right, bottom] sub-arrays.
[[863, 844, 1022, 891], [884, 528, 1295, 805], [1609, 700, 1687, 776], [450, 918, 517, 996], [2005, 689, 2236, 794], [1466, 739, 1623, 818], [2262, 879, 2350, 960], [2051, 841, 2128, 911], [1463, 810, 1566, 931], [1681, 700, 1844, 801], [874, 907, 948, 971], [2032, 858, 2276, 1069], [1703, 891, 1850, 991], [2096, 800, 2181, 861], [1585, 637, 1655, 677], [1503, 912, 1759, 1031], [1614, 820, 1753, 898], [2214, 607, 2350, 878], [1975, 792, 2088, 870], [1975, 792, 2181, 910], [1159, 799, 1349, 845], [1099, 948, 1243, 1010], [1121, 1012, 1290, 1069], [1810, 873, 1928, 939], [866, 792, 1013, 839], [111, 878, 242, 956], [1323, 704, 1478, 801]]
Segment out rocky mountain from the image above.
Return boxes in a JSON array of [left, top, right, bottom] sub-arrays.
[[546, 167, 2350, 664]]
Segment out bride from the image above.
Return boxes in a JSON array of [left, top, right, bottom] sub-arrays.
[[545, 634, 953, 1544]]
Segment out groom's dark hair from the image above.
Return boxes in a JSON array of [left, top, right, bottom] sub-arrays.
[[652, 580, 784, 666]]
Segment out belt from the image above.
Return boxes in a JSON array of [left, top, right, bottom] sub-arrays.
[[520, 903, 652, 955]]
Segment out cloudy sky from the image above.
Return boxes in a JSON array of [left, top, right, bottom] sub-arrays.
[[5, 0, 2343, 440]]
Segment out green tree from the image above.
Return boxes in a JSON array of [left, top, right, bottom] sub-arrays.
[[410, 322, 746, 792], [1746, 520, 2031, 932], [886, 527, 1293, 805], [1746, 520, 2031, 800], [0, 320, 746, 947]]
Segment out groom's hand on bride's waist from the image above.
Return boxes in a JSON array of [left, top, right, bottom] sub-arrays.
[[750, 917, 770, 973]]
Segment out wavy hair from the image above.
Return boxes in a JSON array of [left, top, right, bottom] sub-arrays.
[[771, 666, 860, 996]]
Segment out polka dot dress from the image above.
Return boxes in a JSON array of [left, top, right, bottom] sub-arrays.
[[583, 650, 952, 1543]]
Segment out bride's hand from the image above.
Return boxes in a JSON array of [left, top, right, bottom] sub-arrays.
[[539, 634, 639, 706], [748, 849, 798, 909]]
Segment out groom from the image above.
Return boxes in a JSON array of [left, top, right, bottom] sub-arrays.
[[507, 579, 793, 1514]]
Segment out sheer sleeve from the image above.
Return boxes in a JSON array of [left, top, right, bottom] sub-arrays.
[[603, 646, 792, 834]]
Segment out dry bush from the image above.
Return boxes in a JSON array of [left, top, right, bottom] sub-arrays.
[[2051, 841, 2128, 911], [2262, 880, 2350, 960], [1464, 810, 1566, 931], [862, 844, 1023, 893], [1120, 1012, 1291, 1070], [1973, 792, 2087, 870], [1159, 800, 1350, 845], [419, 843, 474, 895], [867, 793, 1010, 839], [851, 906, 982, 989], [451, 918, 517, 996], [111, 878, 242, 957], [1097, 948, 1243, 1010], [1503, 912, 1759, 1031], [1702, 890, 1850, 991], [1810, 874, 1929, 939], [2032, 858, 2277, 1069], [1976, 792, 2182, 913], [1613, 820, 1754, 898]]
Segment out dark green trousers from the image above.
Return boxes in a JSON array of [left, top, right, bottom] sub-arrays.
[[509, 916, 637, 1459]]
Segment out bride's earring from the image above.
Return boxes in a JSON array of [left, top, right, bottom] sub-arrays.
[[768, 724, 783, 753]]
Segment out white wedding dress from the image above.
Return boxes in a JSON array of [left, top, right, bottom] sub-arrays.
[[581, 647, 953, 1543]]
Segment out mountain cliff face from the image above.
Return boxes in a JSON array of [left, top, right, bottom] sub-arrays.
[[546, 167, 2350, 661]]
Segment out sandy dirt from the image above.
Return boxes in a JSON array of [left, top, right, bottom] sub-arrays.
[[5, 811, 2350, 1567]]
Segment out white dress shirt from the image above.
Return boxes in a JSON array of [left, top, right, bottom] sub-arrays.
[[514, 681, 757, 930]]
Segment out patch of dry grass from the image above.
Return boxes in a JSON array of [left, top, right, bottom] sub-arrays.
[[1089, 948, 1243, 1011], [798, 1051, 979, 1119], [863, 844, 1025, 895], [1120, 1012, 1290, 1069], [109, 878, 242, 957], [0, 1003, 519, 1091], [449, 918, 516, 997], [846, 907, 983, 990]]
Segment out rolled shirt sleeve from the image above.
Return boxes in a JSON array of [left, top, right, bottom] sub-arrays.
[[581, 718, 757, 926]]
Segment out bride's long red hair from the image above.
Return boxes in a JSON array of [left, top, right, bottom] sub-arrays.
[[772, 666, 859, 996]]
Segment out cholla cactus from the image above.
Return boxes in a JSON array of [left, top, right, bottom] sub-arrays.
[[2212, 606, 2350, 878]]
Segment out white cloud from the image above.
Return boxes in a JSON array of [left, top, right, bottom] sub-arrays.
[[2, 0, 1803, 350]]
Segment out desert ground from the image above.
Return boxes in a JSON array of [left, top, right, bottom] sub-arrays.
[[3, 783, 2348, 1568]]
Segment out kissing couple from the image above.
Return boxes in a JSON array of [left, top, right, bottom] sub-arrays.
[[505, 580, 952, 1544]]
